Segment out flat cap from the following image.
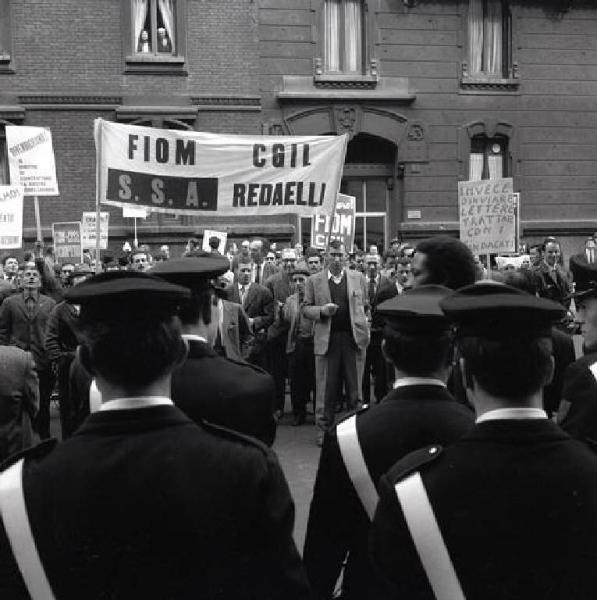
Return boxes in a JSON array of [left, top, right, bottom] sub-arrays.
[[151, 253, 230, 286], [440, 281, 565, 338], [64, 271, 190, 305], [376, 285, 452, 333]]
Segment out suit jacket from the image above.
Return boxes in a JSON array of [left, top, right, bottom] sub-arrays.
[[44, 301, 81, 364], [371, 419, 597, 599], [226, 282, 274, 333], [560, 350, 597, 445], [569, 252, 597, 292], [0, 278, 15, 305], [172, 338, 276, 446], [0, 346, 39, 461], [0, 406, 311, 599], [303, 269, 370, 355], [544, 327, 575, 417], [303, 385, 474, 600], [282, 293, 313, 354], [265, 270, 292, 340], [533, 262, 572, 308], [0, 292, 56, 371], [219, 299, 252, 362]]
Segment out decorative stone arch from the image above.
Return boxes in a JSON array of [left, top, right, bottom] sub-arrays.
[[267, 105, 428, 168], [458, 118, 518, 179]]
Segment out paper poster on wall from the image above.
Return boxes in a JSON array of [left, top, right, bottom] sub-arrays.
[[122, 205, 148, 219], [458, 178, 515, 255], [311, 194, 356, 251], [81, 212, 109, 250], [52, 221, 82, 263], [5, 126, 59, 196], [0, 186, 24, 249], [95, 119, 348, 217], [202, 229, 228, 254]]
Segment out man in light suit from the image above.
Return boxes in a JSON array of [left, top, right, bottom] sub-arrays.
[[226, 261, 273, 367], [303, 240, 370, 444]]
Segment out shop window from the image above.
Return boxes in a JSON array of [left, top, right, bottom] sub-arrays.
[[469, 136, 508, 180], [123, 0, 186, 74]]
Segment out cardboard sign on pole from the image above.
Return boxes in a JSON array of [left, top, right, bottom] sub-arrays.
[[0, 186, 24, 249], [202, 229, 228, 255], [311, 194, 356, 251], [5, 126, 59, 196], [52, 222, 83, 263], [82, 212, 109, 250], [458, 178, 515, 256]]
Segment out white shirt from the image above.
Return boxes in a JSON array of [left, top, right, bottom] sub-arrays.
[[476, 407, 547, 424], [328, 269, 345, 285], [182, 334, 208, 344], [393, 377, 447, 389], [98, 396, 173, 412]]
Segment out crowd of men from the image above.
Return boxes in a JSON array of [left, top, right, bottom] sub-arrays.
[[1, 231, 597, 597]]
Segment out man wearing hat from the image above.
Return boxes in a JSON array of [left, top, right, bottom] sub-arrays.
[[44, 264, 93, 438], [282, 262, 316, 426], [371, 282, 597, 599], [152, 253, 277, 446], [0, 271, 310, 598], [303, 286, 474, 600]]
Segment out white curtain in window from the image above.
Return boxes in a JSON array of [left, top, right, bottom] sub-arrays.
[[158, 0, 176, 53], [484, 0, 502, 74], [469, 153, 484, 180], [133, 0, 148, 54], [468, 0, 484, 75], [487, 154, 503, 179], [344, 0, 362, 73], [325, 0, 340, 72]]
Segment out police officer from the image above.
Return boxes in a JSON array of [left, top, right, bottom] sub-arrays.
[[371, 282, 597, 599], [0, 271, 310, 599], [302, 285, 474, 600], [151, 254, 277, 446]]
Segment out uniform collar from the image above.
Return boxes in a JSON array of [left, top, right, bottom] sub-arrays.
[[182, 333, 208, 344], [98, 396, 173, 412], [393, 377, 446, 389], [476, 407, 547, 424]]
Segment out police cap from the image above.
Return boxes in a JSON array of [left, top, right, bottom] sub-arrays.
[[376, 284, 452, 334], [151, 252, 230, 289], [440, 281, 565, 339]]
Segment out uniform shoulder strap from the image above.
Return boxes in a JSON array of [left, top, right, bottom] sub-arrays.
[[0, 458, 56, 600], [336, 414, 378, 519], [394, 472, 465, 600]]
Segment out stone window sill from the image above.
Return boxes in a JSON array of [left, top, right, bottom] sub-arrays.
[[124, 55, 187, 75], [460, 77, 520, 93]]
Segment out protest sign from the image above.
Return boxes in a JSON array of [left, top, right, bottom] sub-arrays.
[[122, 205, 148, 219], [82, 212, 109, 250], [311, 194, 355, 250], [52, 222, 82, 263], [94, 119, 348, 217], [458, 178, 515, 255], [0, 186, 23, 249], [202, 229, 227, 254], [5, 126, 59, 196]]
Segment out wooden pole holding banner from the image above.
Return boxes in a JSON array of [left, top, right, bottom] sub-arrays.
[[33, 196, 42, 241], [94, 120, 103, 274], [486, 253, 491, 280], [133, 217, 138, 248]]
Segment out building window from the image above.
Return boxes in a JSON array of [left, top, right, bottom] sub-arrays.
[[324, 0, 363, 74], [469, 136, 508, 180], [467, 0, 512, 79], [134, 0, 175, 56], [344, 178, 387, 251], [123, 0, 186, 74], [0, 0, 13, 73]]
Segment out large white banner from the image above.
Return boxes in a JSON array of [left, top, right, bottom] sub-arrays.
[[5, 126, 59, 196], [0, 186, 24, 249], [94, 119, 348, 217]]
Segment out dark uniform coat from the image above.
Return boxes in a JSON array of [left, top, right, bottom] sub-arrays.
[[303, 384, 474, 600], [0, 404, 311, 599], [559, 349, 597, 446], [172, 337, 277, 446], [371, 419, 597, 599]]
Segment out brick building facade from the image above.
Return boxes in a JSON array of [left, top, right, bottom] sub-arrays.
[[0, 0, 594, 258]]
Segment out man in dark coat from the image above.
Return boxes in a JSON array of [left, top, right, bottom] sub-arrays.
[[569, 236, 597, 293], [0, 262, 56, 439], [0, 271, 310, 599], [371, 282, 597, 599], [303, 285, 474, 600], [152, 254, 277, 446]]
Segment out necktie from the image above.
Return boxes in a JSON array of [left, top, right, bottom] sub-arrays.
[[368, 277, 376, 306], [240, 285, 246, 305], [591, 250, 595, 264], [254, 265, 260, 284]]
